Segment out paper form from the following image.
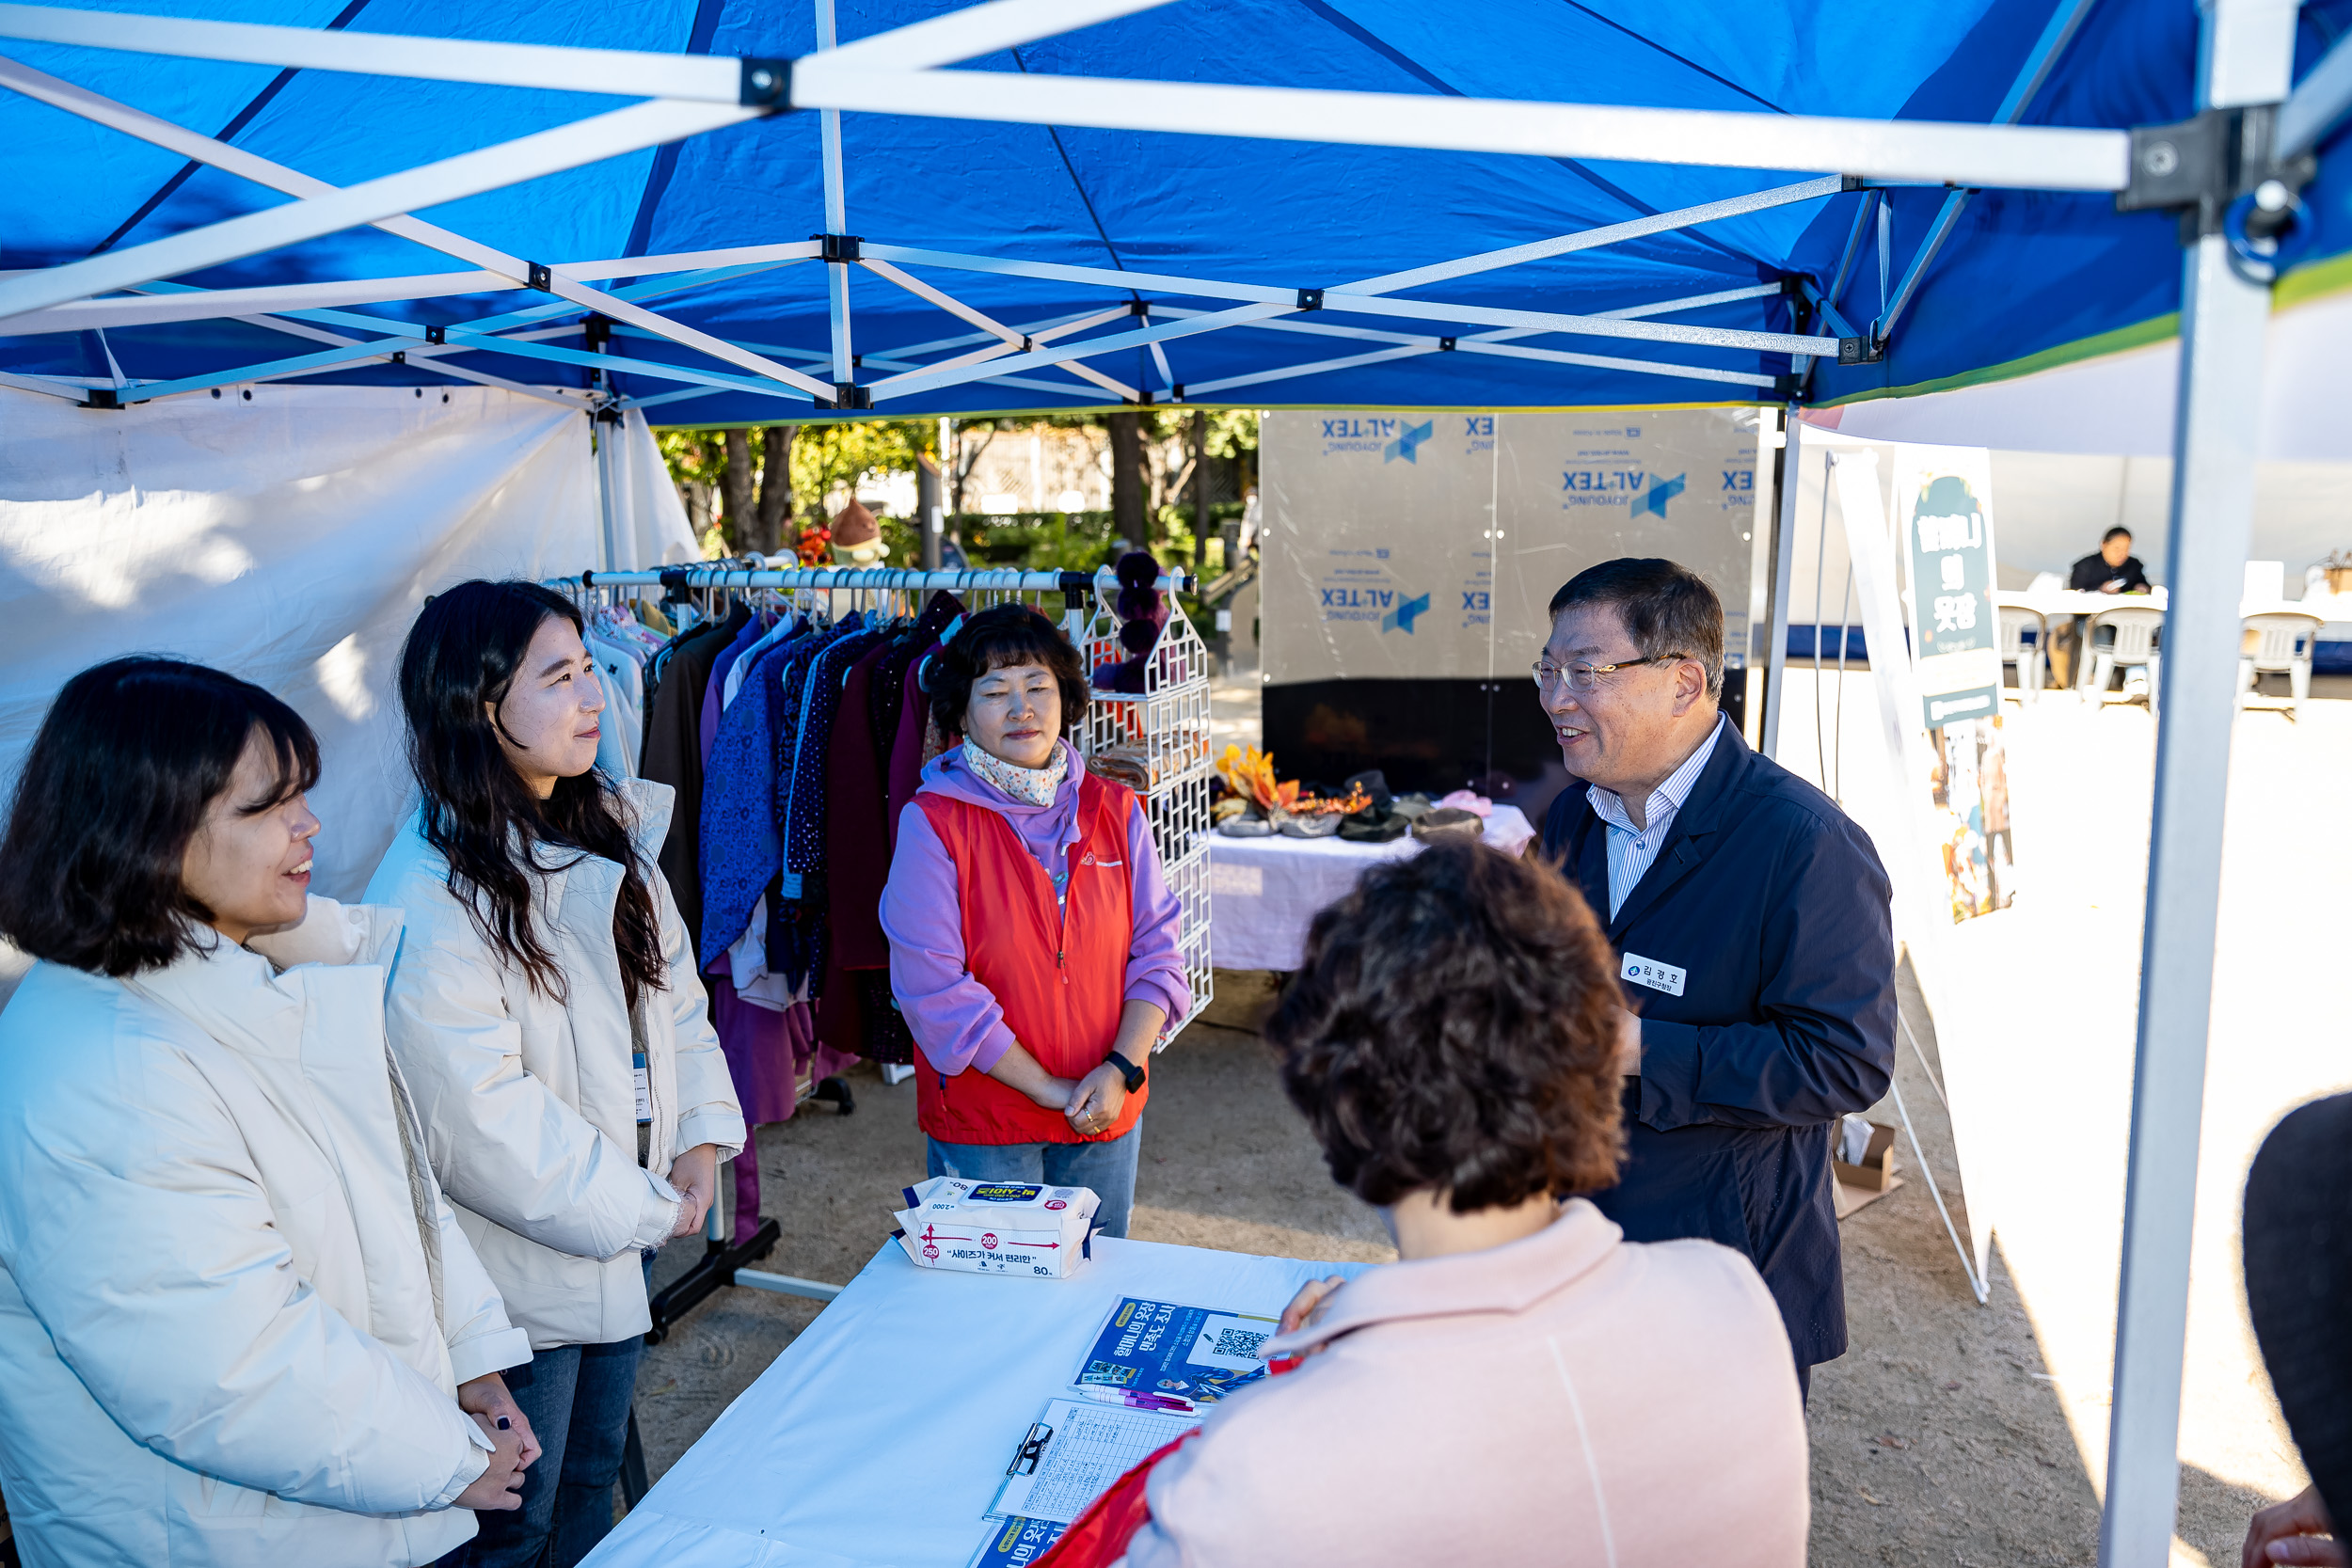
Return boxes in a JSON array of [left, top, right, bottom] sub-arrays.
[[987, 1398, 1199, 1525]]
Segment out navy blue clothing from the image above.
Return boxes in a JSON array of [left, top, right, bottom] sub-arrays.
[[1542, 723, 1896, 1369]]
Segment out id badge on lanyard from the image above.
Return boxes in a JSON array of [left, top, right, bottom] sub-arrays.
[[633, 1051, 652, 1125]]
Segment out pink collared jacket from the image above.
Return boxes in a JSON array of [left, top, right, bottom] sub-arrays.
[[1120, 1199, 1809, 1567]]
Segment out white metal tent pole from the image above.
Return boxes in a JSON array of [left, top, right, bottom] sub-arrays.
[[0, 97, 761, 324], [1760, 405, 1801, 759], [792, 67, 2131, 190], [816, 0, 854, 396], [2098, 0, 2296, 1562], [0, 56, 834, 395], [859, 257, 1139, 398], [595, 416, 621, 572], [1328, 175, 1845, 298]]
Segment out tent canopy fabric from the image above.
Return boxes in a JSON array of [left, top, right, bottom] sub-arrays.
[[4, 0, 2352, 423]]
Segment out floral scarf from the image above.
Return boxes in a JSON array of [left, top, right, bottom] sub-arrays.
[[961, 737, 1070, 808]]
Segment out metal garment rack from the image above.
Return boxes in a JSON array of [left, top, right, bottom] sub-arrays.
[[557, 557, 1216, 1349]]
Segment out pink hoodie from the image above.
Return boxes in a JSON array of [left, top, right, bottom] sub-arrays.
[[879, 739, 1190, 1080], [1123, 1200, 1809, 1568]]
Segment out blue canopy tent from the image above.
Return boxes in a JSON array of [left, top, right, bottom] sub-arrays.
[[2, 0, 2347, 420], [4, 1, 2352, 1560]]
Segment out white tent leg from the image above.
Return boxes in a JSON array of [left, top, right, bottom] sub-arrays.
[[2097, 2, 2294, 1563], [1760, 405, 1801, 759], [596, 414, 621, 574], [816, 0, 854, 395]]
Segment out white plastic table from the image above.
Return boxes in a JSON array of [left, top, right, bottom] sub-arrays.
[[580, 1238, 1374, 1568], [1206, 803, 1536, 973]]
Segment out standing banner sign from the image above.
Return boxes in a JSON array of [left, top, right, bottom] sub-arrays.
[[1832, 442, 2011, 1296], [1891, 447, 2017, 921]]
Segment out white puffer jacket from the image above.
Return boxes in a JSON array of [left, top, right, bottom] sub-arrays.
[[367, 777, 746, 1349], [0, 899, 530, 1568]]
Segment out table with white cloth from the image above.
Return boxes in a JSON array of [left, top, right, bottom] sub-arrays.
[[1206, 804, 1536, 974], [581, 1239, 1375, 1568]]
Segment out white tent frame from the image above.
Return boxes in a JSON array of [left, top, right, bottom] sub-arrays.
[[6, 1, 2352, 1559]]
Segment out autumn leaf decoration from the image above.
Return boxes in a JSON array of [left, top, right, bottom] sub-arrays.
[[1216, 744, 1296, 813]]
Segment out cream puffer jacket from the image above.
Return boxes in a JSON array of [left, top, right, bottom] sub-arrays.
[[0, 898, 530, 1568], [367, 777, 746, 1349]]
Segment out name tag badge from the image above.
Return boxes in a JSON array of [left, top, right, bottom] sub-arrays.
[[1621, 953, 1687, 997], [633, 1051, 652, 1125]]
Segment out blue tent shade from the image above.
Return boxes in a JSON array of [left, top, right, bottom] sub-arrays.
[[4, 0, 2351, 420]]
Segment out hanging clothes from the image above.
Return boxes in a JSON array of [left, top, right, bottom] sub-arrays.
[[643, 601, 748, 948]]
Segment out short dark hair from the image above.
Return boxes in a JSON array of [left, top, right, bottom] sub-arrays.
[[0, 657, 319, 975], [1264, 839, 1626, 1212], [1548, 558, 1725, 696], [928, 603, 1089, 740], [2102, 526, 2133, 546]]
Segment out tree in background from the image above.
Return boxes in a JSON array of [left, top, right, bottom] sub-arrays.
[[788, 420, 930, 522], [1107, 410, 1147, 546], [657, 411, 1256, 567], [722, 427, 795, 556]]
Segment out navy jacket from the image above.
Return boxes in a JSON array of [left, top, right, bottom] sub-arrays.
[[1542, 723, 1896, 1368]]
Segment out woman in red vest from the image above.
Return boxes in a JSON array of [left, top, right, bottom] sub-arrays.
[[880, 605, 1190, 1238]]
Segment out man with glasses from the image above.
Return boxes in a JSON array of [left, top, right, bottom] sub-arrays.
[[1536, 557, 1897, 1402]]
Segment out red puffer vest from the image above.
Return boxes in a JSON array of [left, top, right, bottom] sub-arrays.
[[914, 770, 1146, 1146]]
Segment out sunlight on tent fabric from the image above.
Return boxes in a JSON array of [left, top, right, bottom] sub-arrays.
[[312, 632, 373, 722], [0, 491, 255, 610]]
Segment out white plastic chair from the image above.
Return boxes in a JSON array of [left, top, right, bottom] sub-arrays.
[[1998, 605, 2046, 701], [2080, 604, 2164, 700], [2240, 610, 2323, 718]]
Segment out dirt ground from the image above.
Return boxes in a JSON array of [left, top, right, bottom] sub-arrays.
[[636, 962, 2278, 1566]]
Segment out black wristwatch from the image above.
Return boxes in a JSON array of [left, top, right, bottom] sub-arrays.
[[1109, 1052, 1147, 1094]]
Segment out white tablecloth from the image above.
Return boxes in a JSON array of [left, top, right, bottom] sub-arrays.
[[1207, 804, 1536, 973], [581, 1239, 1374, 1568]]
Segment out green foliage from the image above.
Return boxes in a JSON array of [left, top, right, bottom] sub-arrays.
[[787, 420, 934, 517], [655, 429, 726, 489]]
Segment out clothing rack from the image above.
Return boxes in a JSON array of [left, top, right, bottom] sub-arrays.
[[554, 558, 1199, 600], [554, 556, 1216, 1352], [553, 555, 1215, 1041]]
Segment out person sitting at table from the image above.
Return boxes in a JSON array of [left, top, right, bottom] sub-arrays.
[[880, 603, 1190, 1241], [1097, 839, 1807, 1568], [2050, 527, 2153, 686]]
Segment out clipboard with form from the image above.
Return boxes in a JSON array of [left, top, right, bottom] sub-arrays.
[[985, 1397, 1200, 1524]]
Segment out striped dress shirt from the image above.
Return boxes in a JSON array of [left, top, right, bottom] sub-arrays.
[[1586, 715, 1726, 920]]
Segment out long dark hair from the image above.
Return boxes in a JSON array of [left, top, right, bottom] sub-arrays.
[[0, 657, 319, 975], [396, 580, 665, 1010]]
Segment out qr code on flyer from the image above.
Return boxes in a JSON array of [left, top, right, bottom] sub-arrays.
[[1210, 1326, 1267, 1360]]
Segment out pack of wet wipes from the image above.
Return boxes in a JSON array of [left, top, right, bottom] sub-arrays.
[[891, 1177, 1100, 1279]]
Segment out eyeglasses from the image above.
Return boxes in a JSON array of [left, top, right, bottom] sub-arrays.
[[1532, 654, 1690, 691]]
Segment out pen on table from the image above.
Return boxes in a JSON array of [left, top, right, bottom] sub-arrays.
[[1079, 1387, 1196, 1413]]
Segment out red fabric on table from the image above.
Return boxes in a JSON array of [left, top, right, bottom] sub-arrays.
[[1032, 1433, 1199, 1568]]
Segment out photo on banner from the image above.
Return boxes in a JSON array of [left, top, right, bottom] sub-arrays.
[[1892, 447, 2017, 921]]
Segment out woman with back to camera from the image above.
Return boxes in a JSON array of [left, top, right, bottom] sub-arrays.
[[0, 657, 536, 1568], [369, 580, 744, 1568], [880, 603, 1189, 1240], [1088, 840, 1810, 1567]]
